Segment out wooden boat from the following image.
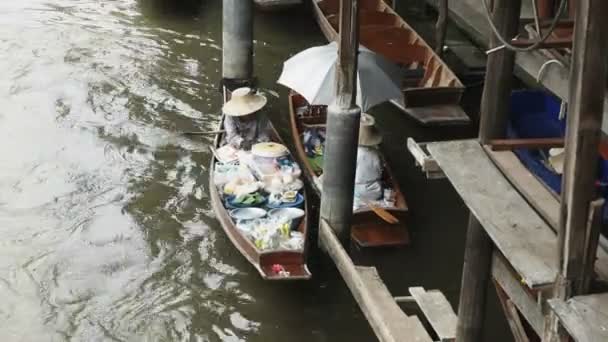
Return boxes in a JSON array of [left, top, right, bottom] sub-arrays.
[[311, 0, 468, 126], [209, 92, 311, 280], [288, 91, 410, 247], [254, 0, 302, 11]]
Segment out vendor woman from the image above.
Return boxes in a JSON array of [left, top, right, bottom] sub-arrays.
[[222, 87, 271, 150], [354, 114, 384, 202]]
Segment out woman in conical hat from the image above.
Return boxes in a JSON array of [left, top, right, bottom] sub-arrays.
[[354, 113, 384, 205], [222, 87, 271, 150]]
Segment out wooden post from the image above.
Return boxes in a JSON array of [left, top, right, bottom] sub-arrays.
[[478, 0, 522, 144], [457, 1, 522, 341], [319, 0, 362, 242], [537, 0, 555, 19], [222, 0, 253, 84], [435, 0, 448, 56], [544, 0, 608, 340], [557, 0, 608, 298]]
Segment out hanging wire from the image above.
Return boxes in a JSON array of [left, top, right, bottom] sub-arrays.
[[483, 0, 568, 53], [537, 59, 568, 120]]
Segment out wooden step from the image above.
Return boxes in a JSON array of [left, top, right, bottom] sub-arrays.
[[351, 224, 410, 248], [409, 287, 458, 342]]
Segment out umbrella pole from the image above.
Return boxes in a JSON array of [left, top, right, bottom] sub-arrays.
[[222, 0, 254, 90], [319, 0, 362, 244]]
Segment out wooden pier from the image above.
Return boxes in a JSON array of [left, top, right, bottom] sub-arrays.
[[409, 0, 608, 341]]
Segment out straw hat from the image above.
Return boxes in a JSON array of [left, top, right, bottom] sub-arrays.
[[358, 113, 383, 146], [223, 87, 267, 117]]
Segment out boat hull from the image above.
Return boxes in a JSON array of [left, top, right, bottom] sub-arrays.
[[209, 90, 311, 281], [311, 0, 468, 125]]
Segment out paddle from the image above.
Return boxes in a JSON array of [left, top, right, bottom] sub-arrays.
[[364, 201, 400, 225], [182, 130, 226, 136]]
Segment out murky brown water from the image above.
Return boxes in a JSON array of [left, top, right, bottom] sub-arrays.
[[0, 1, 512, 341]]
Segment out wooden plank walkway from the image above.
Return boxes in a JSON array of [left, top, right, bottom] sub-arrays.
[[549, 293, 608, 342], [409, 287, 457, 341], [318, 220, 433, 342], [485, 148, 608, 283], [425, 0, 608, 134], [427, 140, 558, 287]]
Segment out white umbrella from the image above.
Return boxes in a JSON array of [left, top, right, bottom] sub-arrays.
[[277, 41, 404, 112]]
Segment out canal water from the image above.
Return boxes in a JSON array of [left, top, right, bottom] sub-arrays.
[[0, 0, 511, 341]]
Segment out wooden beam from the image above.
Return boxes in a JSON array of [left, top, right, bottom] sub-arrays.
[[510, 37, 572, 49], [489, 138, 564, 151], [557, 0, 608, 295], [318, 220, 433, 342], [336, 0, 359, 107], [494, 281, 531, 342], [492, 252, 546, 337]]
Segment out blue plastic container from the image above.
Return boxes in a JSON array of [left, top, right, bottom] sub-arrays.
[[507, 90, 608, 221]]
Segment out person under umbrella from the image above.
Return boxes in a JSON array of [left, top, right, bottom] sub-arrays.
[[354, 113, 384, 206], [222, 87, 271, 150]]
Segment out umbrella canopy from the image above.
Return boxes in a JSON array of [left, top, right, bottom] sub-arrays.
[[277, 41, 404, 111]]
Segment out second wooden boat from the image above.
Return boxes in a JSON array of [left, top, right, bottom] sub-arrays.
[[288, 91, 410, 247], [311, 0, 468, 126], [209, 90, 311, 280]]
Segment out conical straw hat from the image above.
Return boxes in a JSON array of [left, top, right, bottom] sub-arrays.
[[359, 113, 382, 146], [223, 87, 268, 117]]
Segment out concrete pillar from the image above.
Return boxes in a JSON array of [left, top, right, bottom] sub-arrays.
[[222, 0, 253, 82]]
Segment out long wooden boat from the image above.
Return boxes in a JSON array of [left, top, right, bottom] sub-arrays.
[[289, 91, 410, 247], [254, 0, 302, 11], [209, 91, 311, 280], [311, 0, 468, 126]]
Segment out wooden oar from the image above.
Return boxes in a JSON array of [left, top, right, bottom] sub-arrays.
[[182, 130, 226, 136], [365, 201, 400, 224]]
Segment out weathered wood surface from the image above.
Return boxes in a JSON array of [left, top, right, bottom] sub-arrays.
[[485, 148, 608, 284], [485, 148, 559, 227], [318, 220, 433, 342], [494, 281, 531, 342], [425, 0, 608, 134], [548, 293, 608, 342], [409, 287, 457, 341], [492, 252, 545, 336], [427, 140, 558, 287]]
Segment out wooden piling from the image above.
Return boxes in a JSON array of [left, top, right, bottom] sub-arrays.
[[557, 0, 608, 298], [544, 0, 608, 339], [435, 0, 448, 56], [319, 0, 362, 242], [456, 1, 522, 341], [478, 0, 522, 144]]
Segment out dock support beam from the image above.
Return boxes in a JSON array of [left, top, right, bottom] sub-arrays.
[[320, 0, 361, 242], [456, 0, 521, 341], [435, 0, 448, 56], [545, 0, 608, 340], [222, 0, 254, 85]]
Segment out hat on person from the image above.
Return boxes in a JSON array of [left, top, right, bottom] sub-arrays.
[[358, 113, 383, 146], [222, 87, 268, 117]]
